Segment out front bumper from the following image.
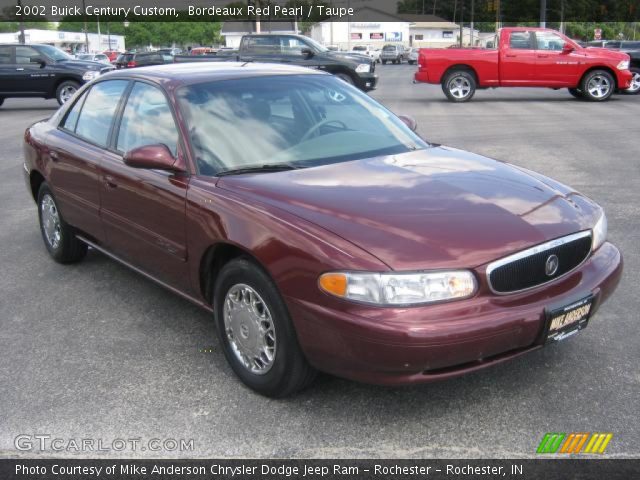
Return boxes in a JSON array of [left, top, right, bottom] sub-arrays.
[[287, 242, 622, 386], [356, 72, 378, 91], [616, 69, 633, 89]]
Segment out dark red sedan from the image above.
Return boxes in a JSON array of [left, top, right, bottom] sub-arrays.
[[23, 63, 622, 397]]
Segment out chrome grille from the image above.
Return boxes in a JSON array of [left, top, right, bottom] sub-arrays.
[[487, 231, 592, 294]]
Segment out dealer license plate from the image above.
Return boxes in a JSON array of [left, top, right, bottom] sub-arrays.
[[545, 295, 594, 343]]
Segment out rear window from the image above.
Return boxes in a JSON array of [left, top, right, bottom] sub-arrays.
[[117, 54, 133, 62], [383, 45, 396, 51], [622, 41, 640, 49]]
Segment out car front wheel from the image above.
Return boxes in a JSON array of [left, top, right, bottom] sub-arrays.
[[442, 70, 477, 102], [55, 80, 80, 105], [581, 70, 615, 101], [37, 183, 87, 263], [213, 258, 316, 397], [623, 67, 640, 95]]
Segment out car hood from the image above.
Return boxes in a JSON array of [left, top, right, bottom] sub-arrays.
[[59, 59, 113, 71], [325, 51, 369, 63], [217, 147, 601, 270], [581, 47, 630, 62]]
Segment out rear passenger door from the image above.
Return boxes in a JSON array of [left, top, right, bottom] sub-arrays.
[[47, 80, 130, 242], [100, 81, 191, 289], [499, 31, 537, 85], [239, 36, 282, 63]]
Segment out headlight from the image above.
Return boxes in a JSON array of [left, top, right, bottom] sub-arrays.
[[617, 60, 630, 70], [592, 211, 607, 251], [319, 270, 477, 306], [355, 63, 371, 73], [82, 70, 100, 81]]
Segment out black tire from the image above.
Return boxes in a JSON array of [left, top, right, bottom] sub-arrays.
[[37, 183, 87, 263], [408, 60, 415, 65], [622, 67, 640, 95], [580, 70, 615, 101], [55, 80, 80, 105], [0, 98, 4, 107], [335, 72, 354, 85], [442, 70, 477, 102], [382, 60, 387, 65], [568, 88, 584, 99], [213, 257, 316, 397]]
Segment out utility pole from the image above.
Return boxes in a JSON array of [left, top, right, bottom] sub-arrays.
[[347, 0, 351, 52], [540, 0, 546, 28], [82, 0, 89, 52], [17, 0, 26, 44], [459, 0, 464, 47], [470, 0, 474, 46], [559, 0, 565, 34]]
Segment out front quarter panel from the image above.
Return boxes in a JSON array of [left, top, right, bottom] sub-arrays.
[[186, 177, 390, 305]]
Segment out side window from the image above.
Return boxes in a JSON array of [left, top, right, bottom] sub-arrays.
[[15, 46, 43, 64], [280, 37, 307, 56], [75, 80, 129, 147], [0, 46, 12, 64], [509, 32, 533, 50], [116, 82, 178, 155], [61, 90, 88, 132], [244, 36, 280, 55], [535, 32, 566, 51]]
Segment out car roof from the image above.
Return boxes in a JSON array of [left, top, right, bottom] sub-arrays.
[[100, 61, 326, 86]]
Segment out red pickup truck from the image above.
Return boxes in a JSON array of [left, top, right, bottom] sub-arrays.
[[414, 27, 633, 102]]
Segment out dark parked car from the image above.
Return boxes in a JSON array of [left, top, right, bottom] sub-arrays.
[[114, 52, 166, 69], [0, 43, 114, 105], [174, 34, 377, 91], [24, 63, 622, 397]]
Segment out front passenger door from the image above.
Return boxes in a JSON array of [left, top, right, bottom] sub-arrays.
[[100, 81, 191, 289]]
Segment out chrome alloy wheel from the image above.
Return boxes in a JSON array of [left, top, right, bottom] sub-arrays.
[[223, 284, 276, 375], [41, 194, 62, 249], [59, 85, 77, 104], [627, 71, 640, 93], [448, 75, 472, 99], [587, 75, 612, 98]]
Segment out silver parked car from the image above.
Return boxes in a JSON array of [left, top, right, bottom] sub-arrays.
[[408, 47, 419, 65], [380, 44, 405, 64]]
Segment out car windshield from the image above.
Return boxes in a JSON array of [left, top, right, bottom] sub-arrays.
[[304, 37, 329, 53], [77, 54, 93, 60], [38, 45, 73, 61], [177, 74, 428, 176], [353, 46, 366, 51]]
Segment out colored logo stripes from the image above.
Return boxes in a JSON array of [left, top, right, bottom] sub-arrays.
[[537, 433, 613, 454]]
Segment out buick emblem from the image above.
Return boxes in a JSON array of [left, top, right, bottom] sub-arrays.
[[545, 254, 559, 277]]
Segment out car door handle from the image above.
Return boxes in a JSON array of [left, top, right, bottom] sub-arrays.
[[505, 54, 517, 58], [49, 150, 59, 161], [104, 176, 118, 189], [537, 54, 549, 58]]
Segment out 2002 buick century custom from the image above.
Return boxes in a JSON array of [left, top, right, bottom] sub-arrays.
[[23, 63, 622, 397]]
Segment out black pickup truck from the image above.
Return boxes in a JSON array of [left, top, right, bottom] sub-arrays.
[[0, 44, 114, 106], [174, 34, 378, 91]]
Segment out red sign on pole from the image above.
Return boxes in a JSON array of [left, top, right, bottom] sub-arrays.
[[594, 28, 602, 40]]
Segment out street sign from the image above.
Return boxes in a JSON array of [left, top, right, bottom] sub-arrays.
[[594, 28, 602, 40]]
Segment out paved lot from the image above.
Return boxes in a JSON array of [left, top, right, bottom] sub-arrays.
[[1, 64, 638, 459]]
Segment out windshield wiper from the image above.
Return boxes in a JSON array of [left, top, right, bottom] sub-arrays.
[[216, 163, 298, 177]]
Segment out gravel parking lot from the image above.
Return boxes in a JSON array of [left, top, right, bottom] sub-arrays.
[[1, 63, 638, 459]]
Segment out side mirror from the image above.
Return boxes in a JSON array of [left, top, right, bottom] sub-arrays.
[[123, 144, 185, 172], [398, 115, 418, 132], [301, 47, 314, 59], [562, 43, 575, 54]]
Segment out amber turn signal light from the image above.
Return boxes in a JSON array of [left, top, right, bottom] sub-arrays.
[[318, 273, 348, 297]]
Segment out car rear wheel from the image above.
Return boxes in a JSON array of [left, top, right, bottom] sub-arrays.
[[382, 60, 387, 65], [55, 80, 80, 105], [408, 60, 415, 65], [37, 183, 87, 263], [568, 88, 584, 99], [213, 258, 316, 397], [0, 98, 4, 107], [442, 70, 476, 102], [623, 67, 640, 95], [580, 70, 614, 101]]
